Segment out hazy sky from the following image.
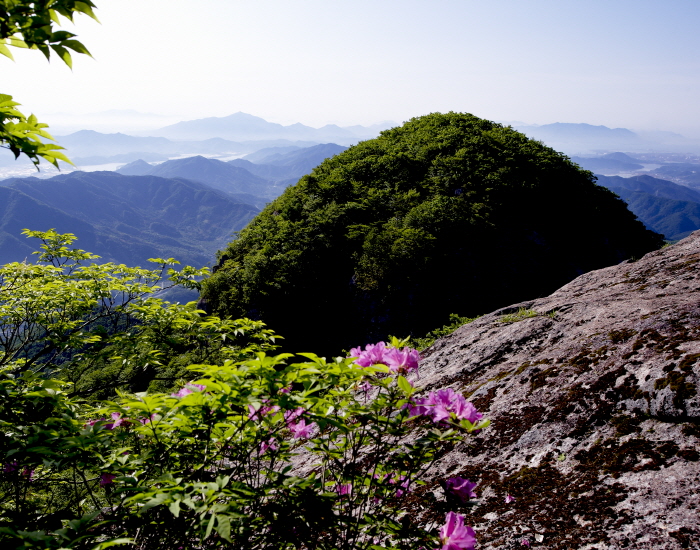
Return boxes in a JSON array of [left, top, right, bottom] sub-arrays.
[[4, 0, 700, 135]]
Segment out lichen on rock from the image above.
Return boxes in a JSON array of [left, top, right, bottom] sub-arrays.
[[411, 230, 700, 549]]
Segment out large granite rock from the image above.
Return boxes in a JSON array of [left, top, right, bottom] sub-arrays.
[[413, 231, 700, 549]]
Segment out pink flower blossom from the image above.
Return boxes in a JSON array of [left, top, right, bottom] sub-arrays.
[[445, 477, 477, 502], [335, 483, 352, 496], [436, 512, 476, 550], [171, 383, 206, 398], [2, 461, 33, 481], [259, 437, 279, 455], [505, 494, 516, 503], [407, 389, 483, 425], [349, 342, 387, 367], [349, 342, 422, 374], [106, 412, 130, 429], [139, 414, 157, 425], [288, 418, 317, 439], [283, 407, 305, 424], [248, 400, 280, 421], [384, 346, 421, 374], [521, 539, 530, 547], [100, 473, 117, 487], [389, 474, 411, 497]]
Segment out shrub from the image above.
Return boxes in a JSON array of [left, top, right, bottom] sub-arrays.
[[0, 232, 487, 550]]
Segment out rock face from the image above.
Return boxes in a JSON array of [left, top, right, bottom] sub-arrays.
[[414, 231, 700, 549]]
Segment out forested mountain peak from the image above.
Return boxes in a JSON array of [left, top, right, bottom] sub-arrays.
[[201, 112, 663, 354]]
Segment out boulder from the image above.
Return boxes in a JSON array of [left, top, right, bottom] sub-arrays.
[[413, 231, 700, 549]]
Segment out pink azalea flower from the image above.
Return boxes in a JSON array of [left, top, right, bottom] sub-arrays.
[[259, 437, 279, 455], [107, 412, 130, 429], [445, 477, 477, 502], [384, 347, 421, 374], [100, 473, 117, 487], [288, 418, 318, 439], [348, 342, 387, 367], [391, 475, 411, 497], [335, 483, 352, 496], [248, 400, 280, 421], [407, 389, 483, 425], [171, 383, 206, 398], [505, 494, 516, 503], [283, 407, 305, 424], [521, 539, 530, 547], [139, 414, 157, 425], [436, 512, 476, 550]]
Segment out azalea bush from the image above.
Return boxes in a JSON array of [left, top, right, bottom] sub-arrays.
[[0, 231, 489, 550]]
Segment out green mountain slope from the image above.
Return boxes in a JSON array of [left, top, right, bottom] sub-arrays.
[[607, 187, 700, 240], [0, 172, 260, 267], [595, 174, 700, 203], [228, 143, 348, 182], [201, 113, 663, 354], [145, 156, 278, 198]]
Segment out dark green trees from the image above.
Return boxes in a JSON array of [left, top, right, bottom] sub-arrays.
[[202, 113, 663, 354]]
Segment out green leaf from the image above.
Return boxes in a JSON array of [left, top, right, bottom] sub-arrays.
[[204, 513, 216, 539], [396, 375, 414, 396], [0, 44, 14, 60], [50, 44, 73, 69], [168, 500, 181, 517]]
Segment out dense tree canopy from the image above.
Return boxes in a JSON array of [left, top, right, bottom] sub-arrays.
[[202, 112, 664, 354]]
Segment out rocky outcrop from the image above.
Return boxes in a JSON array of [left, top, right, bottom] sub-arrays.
[[413, 231, 700, 549]]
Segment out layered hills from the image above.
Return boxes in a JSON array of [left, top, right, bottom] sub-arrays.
[[413, 230, 700, 549], [595, 174, 700, 240], [0, 171, 259, 267], [201, 113, 663, 355], [146, 111, 392, 143]]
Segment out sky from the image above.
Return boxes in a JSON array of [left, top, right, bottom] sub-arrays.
[[4, 0, 700, 136]]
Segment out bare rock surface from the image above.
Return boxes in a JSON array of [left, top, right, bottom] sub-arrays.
[[412, 230, 700, 549]]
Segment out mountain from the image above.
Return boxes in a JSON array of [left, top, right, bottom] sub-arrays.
[[201, 113, 663, 355], [595, 174, 700, 203], [116, 159, 154, 175], [652, 164, 700, 189], [416, 230, 700, 549], [0, 171, 259, 267], [241, 146, 302, 163], [600, 152, 643, 163], [145, 156, 280, 198], [515, 123, 642, 153], [49, 130, 321, 162], [570, 155, 643, 174], [607, 187, 700, 241], [147, 112, 392, 143], [228, 143, 348, 181], [513, 123, 700, 155]]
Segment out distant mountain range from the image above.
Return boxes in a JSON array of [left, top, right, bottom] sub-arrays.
[[513, 122, 700, 155], [595, 173, 700, 240], [145, 112, 393, 144], [0, 172, 259, 267], [0, 143, 350, 268], [116, 143, 349, 200]]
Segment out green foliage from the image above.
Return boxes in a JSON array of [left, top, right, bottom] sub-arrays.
[[410, 313, 479, 351], [202, 113, 664, 355], [0, 94, 71, 168], [0, 229, 287, 399], [1, 0, 98, 167], [498, 308, 539, 323], [0, 231, 486, 549]]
